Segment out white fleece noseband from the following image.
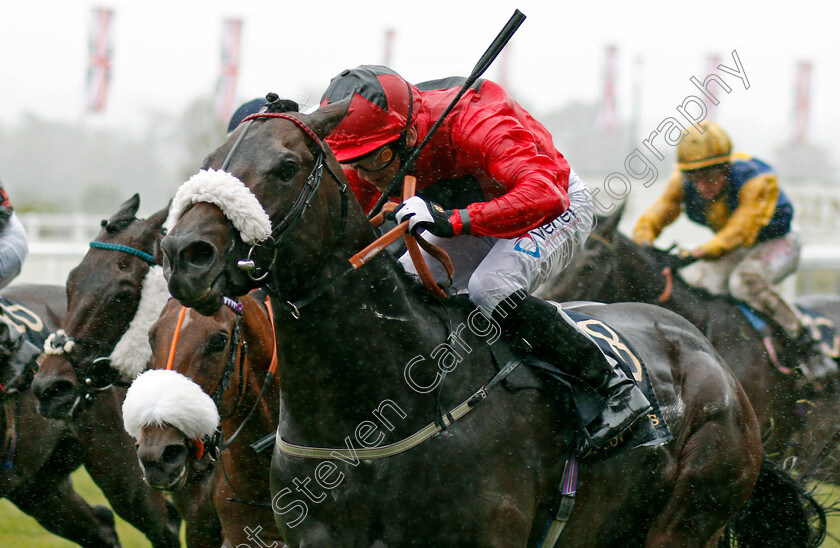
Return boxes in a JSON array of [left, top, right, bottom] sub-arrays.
[[109, 266, 169, 380], [166, 169, 271, 244], [123, 369, 219, 440]]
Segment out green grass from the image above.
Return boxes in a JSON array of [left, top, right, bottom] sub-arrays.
[[813, 483, 840, 547], [2, 471, 840, 546], [0, 466, 184, 547]]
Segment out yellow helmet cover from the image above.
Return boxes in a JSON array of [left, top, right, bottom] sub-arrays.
[[677, 121, 733, 171]]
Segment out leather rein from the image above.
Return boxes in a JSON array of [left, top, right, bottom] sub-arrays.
[[219, 101, 452, 317], [164, 296, 278, 462]]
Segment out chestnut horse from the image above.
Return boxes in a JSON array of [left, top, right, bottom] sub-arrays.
[[540, 207, 840, 487], [155, 97, 806, 546], [123, 289, 282, 547], [0, 283, 120, 547], [30, 195, 216, 547]]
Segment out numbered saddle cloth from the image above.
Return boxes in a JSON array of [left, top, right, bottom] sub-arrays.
[[0, 296, 52, 350], [516, 303, 674, 461]]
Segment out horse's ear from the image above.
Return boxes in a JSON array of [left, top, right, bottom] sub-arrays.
[[595, 201, 625, 239], [308, 97, 352, 140], [146, 202, 170, 231], [104, 194, 141, 233]]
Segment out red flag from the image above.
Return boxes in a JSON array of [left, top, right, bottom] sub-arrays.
[[216, 18, 243, 122], [598, 44, 618, 134], [794, 61, 812, 144], [86, 7, 115, 113]]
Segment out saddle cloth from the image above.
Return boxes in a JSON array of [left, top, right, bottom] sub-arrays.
[[0, 296, 52, 353], [494, 302, 673, 461], [737, 302, 840, 379]]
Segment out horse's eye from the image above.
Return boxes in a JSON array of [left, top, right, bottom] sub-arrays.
[[274, 160, 299, 182], [207, 333, 229, 353]]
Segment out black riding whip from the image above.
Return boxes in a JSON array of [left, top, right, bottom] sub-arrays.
[[367, 9, 527, 219]]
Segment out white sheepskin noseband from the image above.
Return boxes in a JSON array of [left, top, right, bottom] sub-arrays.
[[122, 369, 220, 441], [109, 266, 169, 380], [166, 169, 272, 244]]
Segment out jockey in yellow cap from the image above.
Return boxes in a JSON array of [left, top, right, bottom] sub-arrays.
[[633, 121, 833, 377]]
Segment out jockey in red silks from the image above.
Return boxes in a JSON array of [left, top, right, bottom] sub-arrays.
[[320, 65, 651, 457]]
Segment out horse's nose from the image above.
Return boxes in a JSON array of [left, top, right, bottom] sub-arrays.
[[161, 233, 219, 275], [137, 441, 189, 490], [161, 233, 220, 299], [32, 377, 77, 419]]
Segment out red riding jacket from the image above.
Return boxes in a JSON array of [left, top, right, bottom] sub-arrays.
[[340, 79, 571, 239]]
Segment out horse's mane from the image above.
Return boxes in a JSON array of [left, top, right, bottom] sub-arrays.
[[377, 246, 451, 306], [636, 239, 720, 302]]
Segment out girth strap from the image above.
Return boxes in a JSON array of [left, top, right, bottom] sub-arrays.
[[276, 357, 521, 460]]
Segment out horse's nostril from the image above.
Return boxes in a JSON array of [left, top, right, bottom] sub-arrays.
[[182, 241, 217, 269], [161, 444, 188, 469], [35, 379, 75, 403]]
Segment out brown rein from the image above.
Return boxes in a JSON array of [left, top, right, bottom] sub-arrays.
[[349, 176, 454, 299], [163, 296, 279, 460]]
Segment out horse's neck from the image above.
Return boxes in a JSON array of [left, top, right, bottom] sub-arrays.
[[615, 238, 713, 329], [224, 297, 278, 435], [268, 244, 475, 442]]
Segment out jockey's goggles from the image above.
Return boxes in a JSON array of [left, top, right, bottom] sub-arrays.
[[345, 144, 397, 173]]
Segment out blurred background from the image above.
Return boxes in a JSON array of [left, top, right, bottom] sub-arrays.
[[1, 0, 838, 293]]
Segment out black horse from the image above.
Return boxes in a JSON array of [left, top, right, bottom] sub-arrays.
[[0, 283, 121, 547], [152, 97, 819, 546], [540, 207, 840, 484]]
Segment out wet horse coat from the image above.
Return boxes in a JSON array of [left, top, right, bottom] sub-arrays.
[[0, 283, 121, 547], [159, 100, 770, 546], [30, 195, 207, 548], [124, 290, 282, 547], [539, 208, 840, 485]]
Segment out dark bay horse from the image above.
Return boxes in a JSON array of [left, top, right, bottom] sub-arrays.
[[124, 289, 282, 547], [30, 195, 197, 548], [155, 99, 791, 546], [539, 208, 840, 484], [0, 283, 120, 547]]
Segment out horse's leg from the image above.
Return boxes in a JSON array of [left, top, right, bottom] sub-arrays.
[[80, 393, 181, 548], [170, 473, 223, 548], [9, 475, 121, 547], [645, 390, 760, 547]]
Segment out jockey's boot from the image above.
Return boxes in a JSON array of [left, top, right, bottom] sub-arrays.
[[493, 294, 652, 457], [796, 330, 838, 380]]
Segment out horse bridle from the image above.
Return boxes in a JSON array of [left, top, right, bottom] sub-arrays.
[[224, 100, 350, 305], [43, 241, 157, 417], [586, 234, 679, 304], [164, 297, 254, 462]]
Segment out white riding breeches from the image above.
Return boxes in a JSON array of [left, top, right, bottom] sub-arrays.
[[681, 232, 803, 336], [399, 170, 595, 316], [0, 213, 28, 289]]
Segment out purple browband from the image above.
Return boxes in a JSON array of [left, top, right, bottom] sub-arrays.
[[222, 296, 244, 315]]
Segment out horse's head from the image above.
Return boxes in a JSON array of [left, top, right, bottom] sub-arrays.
[[161, 96, 359, 316], [0, 316, 41, 396], [33, 194, 169, 420], [124, 294, 262, 490], [540, 203, 695, 304]]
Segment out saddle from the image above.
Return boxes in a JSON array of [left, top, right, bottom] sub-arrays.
[[734, 299, 840, 385], [489, 302, 672, 461]]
